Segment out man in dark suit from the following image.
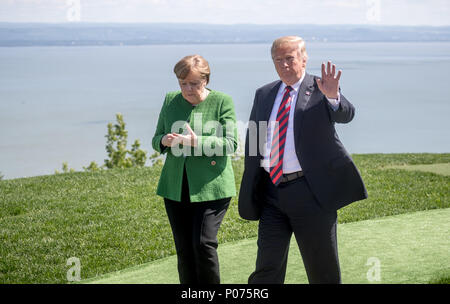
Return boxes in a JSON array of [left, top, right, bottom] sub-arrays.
[[238, 36, 368, 284]]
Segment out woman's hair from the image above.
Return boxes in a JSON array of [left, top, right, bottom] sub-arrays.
[[173, 55, 210, 84], [271, 36, 308, 60]]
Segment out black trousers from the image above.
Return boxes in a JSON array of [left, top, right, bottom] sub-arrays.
[[248, 171, 341, 284], [164, 167, 230, 284]]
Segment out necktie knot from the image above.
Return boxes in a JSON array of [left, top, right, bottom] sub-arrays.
[[285, 86, 293, 93]]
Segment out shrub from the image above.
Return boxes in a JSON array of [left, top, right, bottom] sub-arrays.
[[104, 113, 147, 169]]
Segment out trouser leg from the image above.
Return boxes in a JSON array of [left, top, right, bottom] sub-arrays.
[[280, 177, 341, 284], [293, 212, 341, 284], [248, 200, 292, 284], [164, 198, 197, 284], [192, 198, 230, 284]]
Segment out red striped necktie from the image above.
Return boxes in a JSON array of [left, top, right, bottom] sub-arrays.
[[269, 85, 293, 186]]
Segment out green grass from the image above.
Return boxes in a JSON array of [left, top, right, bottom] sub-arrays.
[[0, 153, 449, 283], [81, 208, 450, 284], [385, 163, 450, 176], [428, 273, 450, 284]]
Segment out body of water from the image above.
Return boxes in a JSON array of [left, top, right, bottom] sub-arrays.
[[1, 42, 449, 179]]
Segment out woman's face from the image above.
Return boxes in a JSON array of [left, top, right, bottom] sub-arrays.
[[178, 70, 207, 104]]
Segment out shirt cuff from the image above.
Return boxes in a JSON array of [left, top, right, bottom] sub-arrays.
[[327, 93, 341, 111]]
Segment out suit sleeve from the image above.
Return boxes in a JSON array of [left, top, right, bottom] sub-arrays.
[[151, 94, 170, 154], [238, 89, 263, 221], [326, 91, 355, 124], [245, 90, 259, 158]]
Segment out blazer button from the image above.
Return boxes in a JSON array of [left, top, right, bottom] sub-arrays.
[[211, 160, 216, 166]]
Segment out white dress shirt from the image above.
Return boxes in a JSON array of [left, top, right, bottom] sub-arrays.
[[262, 73, 340, 174]]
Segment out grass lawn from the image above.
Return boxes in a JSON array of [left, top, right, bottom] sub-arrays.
[[385, 163, 450, 176], [81, 208, 450, 284], [0, 153, 449, 283]]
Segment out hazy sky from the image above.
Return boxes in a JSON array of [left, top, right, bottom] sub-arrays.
[[0, 0, 449, 25]]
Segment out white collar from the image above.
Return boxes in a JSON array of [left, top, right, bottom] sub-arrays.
[[280, 72, 305, 93]]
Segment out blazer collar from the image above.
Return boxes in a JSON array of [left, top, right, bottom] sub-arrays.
[[296, 72, 316, 109], [293, 73, 316, 138], [262, 80, 282, 122]]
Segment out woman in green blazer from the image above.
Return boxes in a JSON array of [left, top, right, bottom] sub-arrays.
[[152, 54, 237, 284]]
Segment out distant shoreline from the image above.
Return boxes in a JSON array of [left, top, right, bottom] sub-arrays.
[[2, 41, 450, 48], [1, 23, 449, 46]]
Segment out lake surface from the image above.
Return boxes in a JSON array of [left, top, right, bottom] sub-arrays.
[[1, 42, 449, 179]]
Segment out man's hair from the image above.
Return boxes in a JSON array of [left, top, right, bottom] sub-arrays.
[[271, 36, 308, 60], [173, 54, 210, 84]]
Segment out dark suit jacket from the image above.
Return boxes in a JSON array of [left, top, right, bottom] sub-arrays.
[[238, 73, 368, 220]]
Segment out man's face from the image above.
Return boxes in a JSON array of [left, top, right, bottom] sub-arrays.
[[273, 42, 307, 86]]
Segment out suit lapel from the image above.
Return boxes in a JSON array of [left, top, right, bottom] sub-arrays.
[[262, 81, 282, 122], [294, 73, 315, 138], [257, 81, 282, 159]]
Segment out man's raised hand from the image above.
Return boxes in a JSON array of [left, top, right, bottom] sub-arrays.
[[316, 61, 341, 99]]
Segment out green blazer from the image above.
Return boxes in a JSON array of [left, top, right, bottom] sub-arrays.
[[152, 90, 237, 202]]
